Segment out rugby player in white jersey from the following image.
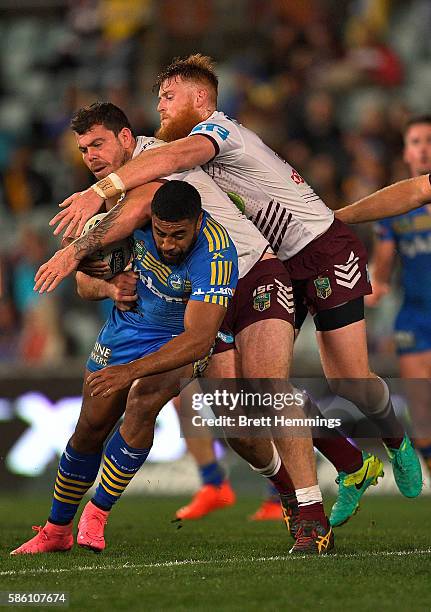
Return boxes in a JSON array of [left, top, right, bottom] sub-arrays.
[[40, 58, 423, 528], [36, 102, 339, 554]]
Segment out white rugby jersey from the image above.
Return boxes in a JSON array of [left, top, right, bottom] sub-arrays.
[[188, 111, 334, 260], [133, 136, 269, 278]]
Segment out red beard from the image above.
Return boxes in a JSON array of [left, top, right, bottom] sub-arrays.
[[155, 107, 202, 142]]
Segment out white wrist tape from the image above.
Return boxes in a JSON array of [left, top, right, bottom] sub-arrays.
[[108, 172, 125, 193], [93, 172, 126, 199], [91, 183, 106, 199]]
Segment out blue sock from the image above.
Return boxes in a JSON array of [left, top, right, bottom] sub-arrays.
[[49, 442, 102, 525], [266, 483, 279, 503], [92, 430, 150, 511], [199, 461, 224, 486]]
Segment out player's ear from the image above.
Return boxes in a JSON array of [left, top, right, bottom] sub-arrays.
[[195, 87, 208, 109], [196, 211, 204, 232], [118, 127, 133, 148]]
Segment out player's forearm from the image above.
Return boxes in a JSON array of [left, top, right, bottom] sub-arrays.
[[76, 272, 112, 301], [128, 330, 215, 380], [70, 198, 141, 262], [115, 138, 211, 190], [335, 175, 431, 224]]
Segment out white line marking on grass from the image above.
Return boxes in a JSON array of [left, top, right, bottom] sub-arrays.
[[2, 548, 431, 576]]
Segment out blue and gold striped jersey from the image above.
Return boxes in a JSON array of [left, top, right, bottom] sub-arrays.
[[131, 211, 238, 332], [375, 207, 431, 310]]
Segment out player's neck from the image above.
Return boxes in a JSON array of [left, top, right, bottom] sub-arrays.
[[199, 108, 216, 122]]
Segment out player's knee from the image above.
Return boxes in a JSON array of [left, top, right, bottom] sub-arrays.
[[71, 418, 109, 453]]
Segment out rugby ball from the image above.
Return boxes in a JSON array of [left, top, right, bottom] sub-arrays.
[[80, 213, 132, 279]]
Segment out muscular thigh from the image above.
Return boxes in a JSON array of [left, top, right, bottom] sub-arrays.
[[236, 319, 294, 378], [121, 364, 193, 446], [316, 319, 372, 378]]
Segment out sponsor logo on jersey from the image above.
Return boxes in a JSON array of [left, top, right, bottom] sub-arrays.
[[191, 123, 230, 140], [290, 169, 305, 185], [314, 276, 332, 299], [90, 342, 112, 367], [167, 273, 185, 292], [192, 286, 234, 297]]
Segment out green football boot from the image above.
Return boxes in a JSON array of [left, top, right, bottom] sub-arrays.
[[385, 434, 423, 498], [329, 452, 384, 527]]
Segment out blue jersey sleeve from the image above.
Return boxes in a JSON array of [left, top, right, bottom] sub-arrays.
[[374, 218, 395, 242], [188, 218, 238, 308]]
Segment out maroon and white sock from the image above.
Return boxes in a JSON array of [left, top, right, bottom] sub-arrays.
[[296, 485, 327, 525]]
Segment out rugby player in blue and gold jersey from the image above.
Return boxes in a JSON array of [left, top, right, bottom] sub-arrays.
[[12, 180, 238, 554]]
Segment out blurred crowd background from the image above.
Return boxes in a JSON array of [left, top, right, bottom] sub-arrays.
[[1, 0, 430, 373]]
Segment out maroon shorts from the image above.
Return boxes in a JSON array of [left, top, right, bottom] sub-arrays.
[[214, 257, 294, 354], [285, 219, 372, 327]]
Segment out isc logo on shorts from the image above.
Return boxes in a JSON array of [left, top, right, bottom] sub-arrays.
[[252, 279, 294, 313]]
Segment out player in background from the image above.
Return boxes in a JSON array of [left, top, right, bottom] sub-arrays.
[[366, 116, 431, 476], [12, 180, 240, 555], [171, 395, 283, 521], [46, 55, 422, 522], [35, 103, 336, 554]]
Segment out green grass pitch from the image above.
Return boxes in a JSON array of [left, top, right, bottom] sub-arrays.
[[1, 495, 430, 611]]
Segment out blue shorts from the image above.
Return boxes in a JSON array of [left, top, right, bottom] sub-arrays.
[[394, 307, 431, 355], [86, 308, 180, 372]]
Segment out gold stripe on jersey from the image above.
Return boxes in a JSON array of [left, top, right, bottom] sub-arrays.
[[208, 218, 229, 249], [217, 261, 224, 285], [140, 258, 168, 285], [223, 261, 232, 285], [210, 261, 217, 285], [202, 294, 229, 306], [207, 222, 221, 251], [203, 227, 215, 252], [144, 250, 171, 276]]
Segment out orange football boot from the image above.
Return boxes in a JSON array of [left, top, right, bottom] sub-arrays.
[[77, 501, 110, 552], [249, 499, 283, 521], [10, 521, 73, 555], [176, 480, 236, 520]]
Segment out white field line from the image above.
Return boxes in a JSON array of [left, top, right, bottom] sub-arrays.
[[2, 548, 431, 577]]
